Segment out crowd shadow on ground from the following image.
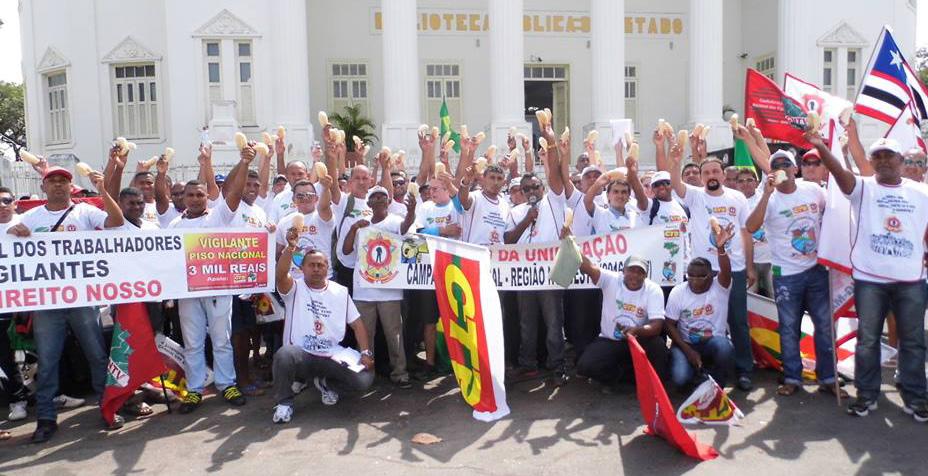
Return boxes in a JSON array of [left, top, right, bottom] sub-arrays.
[[0, 367, 925, 475]]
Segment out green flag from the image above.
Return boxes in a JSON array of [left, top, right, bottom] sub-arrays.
[[439, 98, 462, 153], [733, 138, 756, 172]]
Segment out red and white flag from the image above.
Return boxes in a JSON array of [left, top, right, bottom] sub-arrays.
[[885, 106, 927, 154]]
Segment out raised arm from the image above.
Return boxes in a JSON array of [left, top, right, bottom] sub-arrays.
[[745, 125, 772, 175], [419, 133, 437, 186], [746, 174, 775, 233], [257, 146, 272, 199], [653, 129, 668, 172], [154, 156, 171, 214], [275, 134, 287, 180], [668, 138, 687, 199], [713, 223, 734, 289], [277, 229, 297, 295], [626, 155, 649, 212], [584, 173, 609, 215], [92, 171, 125, 229], [521, 135, 535, 174], [224, 144, 256, 212], [104, 145, 125, 200], [317, 173, 334, 222], [543, 123, 565, 196], [342, 219, 370, 255], [578, 253, 602, 285], [197, 144, 220, 200], [844, 117, 873, 176], [805, 131, 856, 195]]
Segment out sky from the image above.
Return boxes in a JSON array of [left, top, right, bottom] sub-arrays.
[[0, 1, 926, 83]]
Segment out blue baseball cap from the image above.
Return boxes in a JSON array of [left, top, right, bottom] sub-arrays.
[[214, 174, 226, 183]]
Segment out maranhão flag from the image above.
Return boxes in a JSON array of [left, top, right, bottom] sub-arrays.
[[676, 376, 744, 426], [886, 106, 927, 154], [627, 335, 718, 461], [424, 234, 509, 422], [101, 302, 166, 426], [744, 68, 811, 148], [784, 73, 854, 141]]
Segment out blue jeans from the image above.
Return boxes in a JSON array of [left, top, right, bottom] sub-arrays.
[[773, 264, 836, 385], [728, 270, 753, 377], [670, 336, 734, 388], [178, 296, 236, 393], [853, 280, 927, 405], [32, 306, 108, 422]]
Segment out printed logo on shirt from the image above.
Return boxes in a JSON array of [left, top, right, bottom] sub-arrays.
[[489, 229, 501, 244], [240, 213, 262, 227], [707, 216, 735, 252], [884, 215, 902, 233], [707, 206, 737, 217], [869, 233, 914, 258], [788, 216, 818, 255]]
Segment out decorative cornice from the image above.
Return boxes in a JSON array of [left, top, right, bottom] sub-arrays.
[[192, 9, 260, 38], [102, 36, 162, 64], [817, 21, 868, 47], [37, 46, 69, 73]]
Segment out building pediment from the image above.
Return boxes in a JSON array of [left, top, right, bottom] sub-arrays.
[[37, 46, 69, 73], [102, 36, 162, 63], [817, 21, 868, 47], [192, 9, 260, 38]]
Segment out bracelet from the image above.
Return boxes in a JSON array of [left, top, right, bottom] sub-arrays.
[[716, 250, 727, 256], [360, 349, 373, 357]]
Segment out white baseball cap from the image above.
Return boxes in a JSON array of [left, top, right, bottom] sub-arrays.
[[580, 165, 603, 177], [770, 150, 796, 167], [868, 138, 902, 156], [366, 185, 389, 199], [650, 171, 671, 184]]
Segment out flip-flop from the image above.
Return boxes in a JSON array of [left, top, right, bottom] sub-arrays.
[[777, 383, 800, 396], [123, 401, 154, 417]]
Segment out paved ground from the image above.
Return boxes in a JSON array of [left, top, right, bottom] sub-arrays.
[[0, 366, 923, 475]]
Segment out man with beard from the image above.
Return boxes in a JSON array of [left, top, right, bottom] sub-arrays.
[[670, 137, 756, 391], [504, 116, 569, 386]]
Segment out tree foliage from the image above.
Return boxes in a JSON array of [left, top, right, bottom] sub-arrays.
[[329, 104, 378, 152], [0, 81, 26, 157]]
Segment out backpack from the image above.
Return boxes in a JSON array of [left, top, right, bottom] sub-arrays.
[[648, 198, 691, 225]]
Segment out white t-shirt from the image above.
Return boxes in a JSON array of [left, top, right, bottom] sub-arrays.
[[763, 181, 826, 276], [665, 278, 731, 344], [168, 199, 236, 229], [229, 200, 268, 229], [589, 205, 638, 234], [415, 200, 462, 234], [20, 202, 107, 232], [566, 189, 602, 237], [505, 192, 566, 244], [141, 201, 160, 226], [639, 197, 689, 227], [352, 214, 405, 302], [1, 215, 21, 233], [388, 199, 408, 218], [847, 176, 928, 282], [463, 192, 511, 246], [280, 279, 359, 358], [276, 211, 335, 277], [745, 193, 771, 264], [158, 204, 182, 228], [120, 219, 159, 231], [597, 270, 665, 341], [333, 193, 373, 268], [681, 184, 749, 272], [269, 183, 325, 224]]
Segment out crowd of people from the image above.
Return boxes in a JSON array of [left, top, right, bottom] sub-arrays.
[[2, 108, 928, 443]]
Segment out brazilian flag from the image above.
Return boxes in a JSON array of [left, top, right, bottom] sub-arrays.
[[733, 138, 756, 173], [439, 98, 462, 153]]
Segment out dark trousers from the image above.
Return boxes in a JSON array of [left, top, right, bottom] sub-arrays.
[[517, 290, 566, 371], [273, 345, 374, 405], [565, 288, 602, 360], [577, 335, 669, 385], [0, 317, 28, 403]]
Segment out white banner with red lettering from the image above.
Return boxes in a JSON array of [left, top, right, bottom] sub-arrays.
[[0, 228, 274, 312], [356, 224, 685, 291]]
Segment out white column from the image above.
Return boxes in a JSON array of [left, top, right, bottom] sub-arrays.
[[776, 0, 802, 85], [488, 0, 530, 148], [588, 0, 629, 167], [381, 0, 421, 165], [688, 0, 731, 151], [271, 0, 313, 161]]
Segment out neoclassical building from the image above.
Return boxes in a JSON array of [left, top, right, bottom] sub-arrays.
[[15, 0, 919, 178]]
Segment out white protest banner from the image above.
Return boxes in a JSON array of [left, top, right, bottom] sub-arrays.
[[0, 228, 274, 312], [356, 224, 684, 291]]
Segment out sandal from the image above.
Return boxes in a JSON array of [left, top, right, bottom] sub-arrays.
[[818, 384, 849, 399], [777, 383, 800, 396], [123, 401, 154, 418]]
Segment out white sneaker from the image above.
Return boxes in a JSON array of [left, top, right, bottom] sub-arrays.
[[291, 380, 308, 395], [313, 377, 339, 406], [272, 404, 293, 424], [53, 394, 85, 409], [8, 401, 27, 421]]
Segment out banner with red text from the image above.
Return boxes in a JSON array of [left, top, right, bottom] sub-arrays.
[[0, 228, 273, 312], [357, 224, 684, 291]]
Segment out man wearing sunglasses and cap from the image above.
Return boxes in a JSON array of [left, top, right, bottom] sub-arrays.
[[746, 150, 839, 398], [809, 133, 928, 422], [576, 254, 668, 392], [798, 149, 829, 187]]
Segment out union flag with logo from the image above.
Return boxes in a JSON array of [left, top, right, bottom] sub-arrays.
[[424, 235, 509, 422]]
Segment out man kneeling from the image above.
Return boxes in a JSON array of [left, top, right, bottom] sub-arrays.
[[272, 231, 374, 423], [576, 255, 668, 391], [664, 223, 736, 391]]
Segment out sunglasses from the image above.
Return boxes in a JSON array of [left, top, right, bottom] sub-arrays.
[[0, 197, 13, 206], [521, 184, 541, 192], [294, 192, 317, 200], [904, 159, 926, 167], [801, 160, 822, 167]]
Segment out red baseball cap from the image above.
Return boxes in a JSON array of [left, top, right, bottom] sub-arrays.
[[42, 166, 73, 181], [801, 149, 821, 161]]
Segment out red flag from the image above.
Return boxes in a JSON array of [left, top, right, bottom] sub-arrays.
[[627, 335, 718, 461], [101, 302, 166, 425], [743, 68, 811, 148]]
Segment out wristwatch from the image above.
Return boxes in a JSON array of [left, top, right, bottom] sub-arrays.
[[360, 349, 373, 358]]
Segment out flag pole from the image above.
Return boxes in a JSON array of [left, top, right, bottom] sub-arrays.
[[827, 270, 842, 407], [159, 374, 172, 414]]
